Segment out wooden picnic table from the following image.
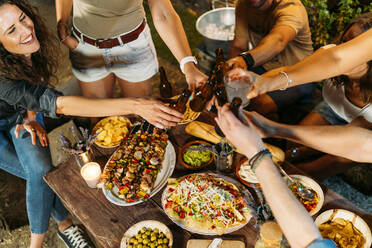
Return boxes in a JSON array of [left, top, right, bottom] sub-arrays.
[[44, 112, 372, 248]]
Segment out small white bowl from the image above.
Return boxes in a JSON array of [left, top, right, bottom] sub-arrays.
[[120, 220, 173, 248], [284, 174, 324, 216], [315, 209, 372, 248]]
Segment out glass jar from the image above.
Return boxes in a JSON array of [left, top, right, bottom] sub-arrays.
[[255, 221, 286, 248]]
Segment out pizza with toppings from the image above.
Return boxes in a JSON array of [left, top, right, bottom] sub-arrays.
[[162, 173, 253, 234]]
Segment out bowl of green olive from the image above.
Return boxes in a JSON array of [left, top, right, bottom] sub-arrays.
[[121, 220, 173, 248]]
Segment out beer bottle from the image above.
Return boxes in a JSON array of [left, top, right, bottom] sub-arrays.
[[230, 97, 242, 117], [171, 88, 192, 113], [159, 66, 173, 98], [215, 48, 230, 74], [215, 97, 242, 137], [189, 74, 215, 112], [214, 64, 228, 107]]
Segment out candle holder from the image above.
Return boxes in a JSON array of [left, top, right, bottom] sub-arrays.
[[80, 162, 101, 188], [74, 150, 93, 168]]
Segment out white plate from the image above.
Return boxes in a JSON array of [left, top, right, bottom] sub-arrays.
[[315, 209, 372, 248], [161, 173, 256, 235], [102, 141, 176, 206], [120, 220, 173, 248], [284, 174, 324, 216]]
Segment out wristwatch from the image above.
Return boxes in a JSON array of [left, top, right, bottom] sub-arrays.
[[238, 52, 255, 69]]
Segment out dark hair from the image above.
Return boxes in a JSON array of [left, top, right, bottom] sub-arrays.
[[0, 0, 59, 86], [332, 12, 372, 103]]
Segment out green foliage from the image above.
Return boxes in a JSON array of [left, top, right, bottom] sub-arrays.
[[301, 0, 371, 49]]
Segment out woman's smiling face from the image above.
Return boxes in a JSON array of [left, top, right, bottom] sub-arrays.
[[0, 3, 40, 57]]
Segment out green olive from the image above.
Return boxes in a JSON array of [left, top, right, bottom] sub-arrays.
[[163, 238, 168, 244], [136, 234, 142, 239], [150, 236, 156, 242], [128, 245, 133, 248], [137, 237, 143, 243], [145, 231, 151, 235], [143, 239, 150, 245], [157, 239, 163, 245], [137, 244, 143, 248], [154, 228, 159, 233]]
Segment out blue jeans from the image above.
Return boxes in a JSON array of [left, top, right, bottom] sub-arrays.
[[0, 113, 68, 234]]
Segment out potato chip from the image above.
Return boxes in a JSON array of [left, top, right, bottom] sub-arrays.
[[92, 116, 131, 148]]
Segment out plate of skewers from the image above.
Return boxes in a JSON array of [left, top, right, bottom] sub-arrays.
[[99, 122, 176, 206]]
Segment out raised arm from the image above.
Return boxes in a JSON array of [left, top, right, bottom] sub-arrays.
[[246, 111, 372, 163], [246, 29, 372, 98], [228, 25, 296, 69], [215, 105, 321, 247], [148, 0, 207, 90]]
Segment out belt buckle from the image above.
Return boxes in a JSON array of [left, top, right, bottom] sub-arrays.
[[95, 38, 105, 48]]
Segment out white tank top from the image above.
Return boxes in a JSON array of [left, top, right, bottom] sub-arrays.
[[322, 80, 372, 123]]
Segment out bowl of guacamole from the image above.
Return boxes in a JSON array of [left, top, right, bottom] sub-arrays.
[[179, 140, 214, 169]]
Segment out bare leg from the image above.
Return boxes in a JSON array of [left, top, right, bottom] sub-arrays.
[[57, 218, 73, 232], [286, 112, 330, 162], [248, 93, 278, 121], [78, 73, 116, 125], [117, 76, 153, 98], [30, 233, 46, 248], [296, 154, 355, 180]]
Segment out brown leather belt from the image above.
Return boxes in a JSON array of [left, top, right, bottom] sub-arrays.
[[72, 20, 146, 49]]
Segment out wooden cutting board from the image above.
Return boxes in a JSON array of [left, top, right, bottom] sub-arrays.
[[186, 239, 245, 248]]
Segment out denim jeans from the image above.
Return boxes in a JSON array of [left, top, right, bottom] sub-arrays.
[[0, 113, 68, 234]]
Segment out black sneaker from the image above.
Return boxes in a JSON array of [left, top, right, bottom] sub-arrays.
[[57, 225, 92, 248]]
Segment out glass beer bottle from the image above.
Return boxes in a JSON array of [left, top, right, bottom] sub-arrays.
[[171, 88, 192, 113], [159, 66, 173, 99], [214, 64, 228, 106], [215, 97, 242, 137], [189, 74, 215, 112]]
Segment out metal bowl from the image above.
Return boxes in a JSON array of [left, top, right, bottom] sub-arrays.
[[196, 7, 235, 56]]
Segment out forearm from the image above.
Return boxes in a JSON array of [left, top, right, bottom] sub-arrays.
[[150, 1, 192, 62], [271, 123, 372, 162], [249, 35, 286, 67], [56, 96, 136, 117], [264, 29, 372, 88], [255, 157, 321, 247]]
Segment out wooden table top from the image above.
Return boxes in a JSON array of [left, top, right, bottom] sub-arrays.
[[44, 113, 372, 248]]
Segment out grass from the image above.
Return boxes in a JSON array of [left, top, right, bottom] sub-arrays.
[[143, 1, 202, 65]]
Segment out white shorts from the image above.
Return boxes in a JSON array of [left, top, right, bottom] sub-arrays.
[[70, 24, 159, 83]]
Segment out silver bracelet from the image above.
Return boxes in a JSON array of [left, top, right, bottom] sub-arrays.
[[59, 35, 70, 44], [279, 71, 293, 91]]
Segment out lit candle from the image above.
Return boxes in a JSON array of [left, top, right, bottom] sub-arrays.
[[80, 162, 101, 188]]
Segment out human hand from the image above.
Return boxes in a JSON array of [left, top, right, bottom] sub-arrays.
[[62, 36, 79, 50], [14, 121, 49, 147], [183, 63, 208, 92], [136, 99, 184, 128], [215, 104, 265, 158], [226, 56, 248, 70]]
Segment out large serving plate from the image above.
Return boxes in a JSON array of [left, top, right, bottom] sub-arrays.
[[161, 173, 256, 235], [102, 141, 176, 206], [315, 209, 372, 248]]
